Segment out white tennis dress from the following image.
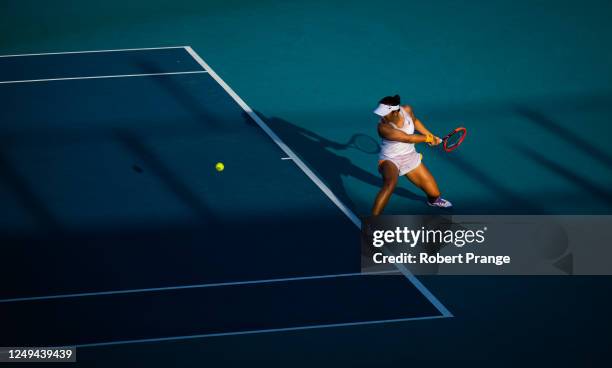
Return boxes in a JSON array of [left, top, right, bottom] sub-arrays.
[[379, 107, 422, 176]]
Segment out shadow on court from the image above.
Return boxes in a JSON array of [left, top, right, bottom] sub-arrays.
[[426, 146, 543, 214], [0, 149, 64, 233], [0, 209, 360, 300], [255, 112, 424, 211], [113, 128, 219, 225], [515, 107, 612, 170], [508, 141, 612, 205], [135, 61, 226, 131]]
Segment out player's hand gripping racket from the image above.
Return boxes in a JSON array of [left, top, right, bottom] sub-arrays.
[[437, 127, 467, 152]]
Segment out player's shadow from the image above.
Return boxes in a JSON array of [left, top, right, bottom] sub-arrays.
[[253, 112, 424, 210]]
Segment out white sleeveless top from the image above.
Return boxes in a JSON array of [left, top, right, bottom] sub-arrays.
[[379, 107, 416, 159]]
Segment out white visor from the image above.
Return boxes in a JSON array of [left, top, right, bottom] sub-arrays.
[[373, 103, 400, 117]]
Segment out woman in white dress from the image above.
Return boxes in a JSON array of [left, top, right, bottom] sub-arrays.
[[372, 95, 452, 215]]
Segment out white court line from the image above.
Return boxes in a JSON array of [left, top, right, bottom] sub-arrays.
[[75, 315, 447, 349], [0, 46, 188, 58], [183, 46, 452, 318], [281, 157, 293, 160], [184, 47, 360, 226], [0, 271, 398, 304], [0, 70, 207, 84]]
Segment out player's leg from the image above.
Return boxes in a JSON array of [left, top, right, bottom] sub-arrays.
[[404, 163, 452, 208], [371, 161, 399, 215]]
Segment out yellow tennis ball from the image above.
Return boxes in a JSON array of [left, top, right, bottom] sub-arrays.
[[215, 162, 224, 172]]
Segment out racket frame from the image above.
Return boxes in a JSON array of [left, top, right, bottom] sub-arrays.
[[441, 127, 467, 152]]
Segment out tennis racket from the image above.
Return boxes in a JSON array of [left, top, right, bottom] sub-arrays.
[[438, 127, 467, 152]]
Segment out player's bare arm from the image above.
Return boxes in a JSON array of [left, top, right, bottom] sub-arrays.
[[403, 105, 441, 145], [377, 122, 430, 144], [372, 95, 452, 211]]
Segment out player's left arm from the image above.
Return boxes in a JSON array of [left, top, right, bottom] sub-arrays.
[[403, 105, 441, 145]]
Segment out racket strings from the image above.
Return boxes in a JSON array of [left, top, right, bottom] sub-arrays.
[[442, 127, 467, 152], [446, 132, 463, 148]]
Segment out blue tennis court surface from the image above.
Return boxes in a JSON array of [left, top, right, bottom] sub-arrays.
[[0, 46, 449, 347]]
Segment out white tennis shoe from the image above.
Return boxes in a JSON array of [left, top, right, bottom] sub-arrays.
[[428, 197, 453, 208]]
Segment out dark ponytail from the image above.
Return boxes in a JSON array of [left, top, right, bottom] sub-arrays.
[[378, 94, 401, 106]]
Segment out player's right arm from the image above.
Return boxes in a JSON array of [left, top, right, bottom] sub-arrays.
[[377, 122, 432, 144]]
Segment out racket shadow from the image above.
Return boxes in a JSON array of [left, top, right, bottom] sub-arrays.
[[254, 112, 424, 210]]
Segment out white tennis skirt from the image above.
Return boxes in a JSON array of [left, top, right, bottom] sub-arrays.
[[378, 151, 423, 176]]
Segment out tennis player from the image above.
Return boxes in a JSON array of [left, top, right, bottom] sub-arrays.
[[372, 95, 452, 214]]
